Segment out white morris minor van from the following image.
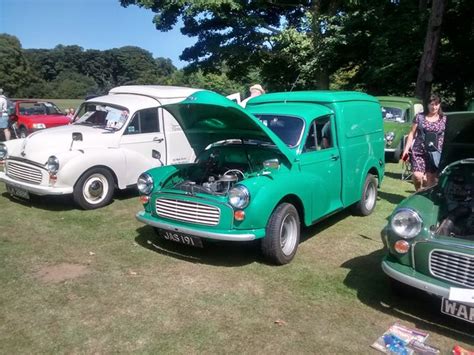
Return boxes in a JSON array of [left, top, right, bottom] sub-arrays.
[[0, 85, 200, 209]]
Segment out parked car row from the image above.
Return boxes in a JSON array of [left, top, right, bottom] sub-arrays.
[[0, 86, 472, 324]]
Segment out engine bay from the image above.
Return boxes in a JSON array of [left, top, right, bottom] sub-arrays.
[[169, 144, 282, 196], [436, 163, 474, 240]]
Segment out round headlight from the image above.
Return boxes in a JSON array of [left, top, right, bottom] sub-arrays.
[[0, 144, 7, 160], [137, 173, 154, 195], [228, 185, 250, 209], [46, 155, 59, 174], [390, 208, 423, 239]]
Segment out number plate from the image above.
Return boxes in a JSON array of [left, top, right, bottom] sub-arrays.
[[160, 230, 203, 248], [441, 298, 474, 323], [6, 184, 30, 199]]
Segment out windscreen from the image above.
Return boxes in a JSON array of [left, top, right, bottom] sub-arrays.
[[254, 114, 304, 147], [74, 102, 129, 130]]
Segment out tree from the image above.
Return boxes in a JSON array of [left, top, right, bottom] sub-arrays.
[[0, 34, 33, 97], [415, 0, 446, 105]]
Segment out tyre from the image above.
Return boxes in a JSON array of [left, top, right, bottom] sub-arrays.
[[353, 173, 378, 216], [261, 203, 300, 265], [73, 167, 115, 209], [19, 126, 28, 139]]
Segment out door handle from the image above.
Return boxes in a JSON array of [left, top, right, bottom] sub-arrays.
[[153, 137, 164, 143], [331, 155, 340, 161]]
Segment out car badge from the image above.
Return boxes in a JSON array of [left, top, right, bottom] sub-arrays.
[[20, 140, 27, 157]]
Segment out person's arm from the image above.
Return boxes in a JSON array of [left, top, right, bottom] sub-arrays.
[[401, 122, 418, 161]]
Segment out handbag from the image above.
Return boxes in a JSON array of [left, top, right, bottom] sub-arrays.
[[417, 114, 441, 169]]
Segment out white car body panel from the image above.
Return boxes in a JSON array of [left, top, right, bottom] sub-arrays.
[[0, 85, 200, 197]]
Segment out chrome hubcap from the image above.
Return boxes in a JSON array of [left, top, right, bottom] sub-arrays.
[[364, 182, 376, 211], [280, 214, 298, 256], [83, 174, 108, 204]]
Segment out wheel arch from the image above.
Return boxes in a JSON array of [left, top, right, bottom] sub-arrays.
[[276, 194, 306, 226], [73, 165, 118, 189]]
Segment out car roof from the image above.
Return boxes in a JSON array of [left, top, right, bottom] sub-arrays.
[[108, 85, 202, 100], [377, 96, 422, 105], [246, 102, 334, 123], [86, 94, 160, 113], [247, 91, 378, 106]]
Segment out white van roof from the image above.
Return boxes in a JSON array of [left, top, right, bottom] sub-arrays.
[[109, 85, 202, 100]]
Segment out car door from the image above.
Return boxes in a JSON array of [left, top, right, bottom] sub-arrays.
[[120, 107, 166, 183], [298, 115, 343, 222]]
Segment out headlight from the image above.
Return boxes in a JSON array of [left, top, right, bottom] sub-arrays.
[[385, 131, 395, 142], [46, 155, 59, 174], [228, 185, 250, 209], [137, 173, 154, 195], [390, 208, 423, 239], [0, 144, 7, 160], [32, 123, 46, 129]]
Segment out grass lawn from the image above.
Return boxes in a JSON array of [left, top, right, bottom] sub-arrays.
[[46, 99, 83, 112], [0, 163, 472, 353]]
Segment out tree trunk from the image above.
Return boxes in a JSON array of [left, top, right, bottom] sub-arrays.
[[415, 0, 446, 106]]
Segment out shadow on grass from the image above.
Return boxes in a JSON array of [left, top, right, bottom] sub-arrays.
[[384, 171, 404, 180], [134, 226, 261, 267], [378, 191, 406, 205], [1, 191, 76, 211], [341, 249, 474, 343], [1, 187, 138, 211], [300, 208, 353, 243]]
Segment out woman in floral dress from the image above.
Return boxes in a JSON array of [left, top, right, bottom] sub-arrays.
[[402, 94, 446, 191]]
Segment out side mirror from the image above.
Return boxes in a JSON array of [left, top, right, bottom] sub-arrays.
[[72, 132, 83, 141], [263, 158, 280, 171], [152, 149, 164, 166]]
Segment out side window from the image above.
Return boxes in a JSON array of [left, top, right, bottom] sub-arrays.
[[125, 108, 159, 134], [316, 116, 333, 150], [303, 116, 334, 153], [303, 122, 318, 152]]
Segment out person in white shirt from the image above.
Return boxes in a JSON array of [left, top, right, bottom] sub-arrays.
[[0, 88, 11, 141], [240, 84, 265, 108]]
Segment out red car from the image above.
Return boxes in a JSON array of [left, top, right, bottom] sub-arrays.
[[9, 100, 71, 138]]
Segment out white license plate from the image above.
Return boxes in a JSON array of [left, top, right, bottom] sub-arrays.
[[6, 184, 30, 199], [441, 298, 474, 323], [160, 230, 203, 248]]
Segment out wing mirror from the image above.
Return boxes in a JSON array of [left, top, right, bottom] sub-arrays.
[[262, 158, 280, 174], [152, 149, 164, 166], [72, 132, 83, 141]]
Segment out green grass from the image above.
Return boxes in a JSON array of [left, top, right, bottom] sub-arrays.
[[0, 163, 472, 353]]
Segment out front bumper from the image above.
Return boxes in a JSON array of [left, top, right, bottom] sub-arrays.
[[0, 172, 73, 195], [136, 210, 266, 242], [382, 256, 449, 298]]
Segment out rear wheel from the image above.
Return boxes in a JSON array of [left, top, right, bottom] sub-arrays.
[[353, 173, 378, 216], [261, 203, 300, 265], [73, 167, 115, 209]]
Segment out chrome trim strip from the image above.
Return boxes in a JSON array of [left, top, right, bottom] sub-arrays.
[[382, 260, 449, 298], [6, 157, 46, 170], [136, 212, 256, 241]]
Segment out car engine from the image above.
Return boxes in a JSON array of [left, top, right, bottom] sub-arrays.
[[436, 164, 474, 240], [172, 150, 248, 195]]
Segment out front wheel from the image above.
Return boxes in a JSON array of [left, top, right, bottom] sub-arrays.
[[73, 167, 115, 209], [353, 173, 378, 216], [261, 203, 300, 265]]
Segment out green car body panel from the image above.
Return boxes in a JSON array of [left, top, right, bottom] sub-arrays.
[[381, 111, 474, 322], [135, 90, 385, 264], [377, 96, 424, 161]]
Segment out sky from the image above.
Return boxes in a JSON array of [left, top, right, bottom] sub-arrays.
[[0, 0, 196, 68]]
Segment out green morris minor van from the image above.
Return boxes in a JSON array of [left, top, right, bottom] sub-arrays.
[[135, 91, 385, 264], [378, 96, 424, 161]]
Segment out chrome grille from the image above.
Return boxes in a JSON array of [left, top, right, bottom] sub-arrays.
[[430, 250, 474, 288], [156, 198, 220, 226], [6, 161, 44, 185]]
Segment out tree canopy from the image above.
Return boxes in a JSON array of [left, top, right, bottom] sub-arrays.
[[120, 0, 473, 109]]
